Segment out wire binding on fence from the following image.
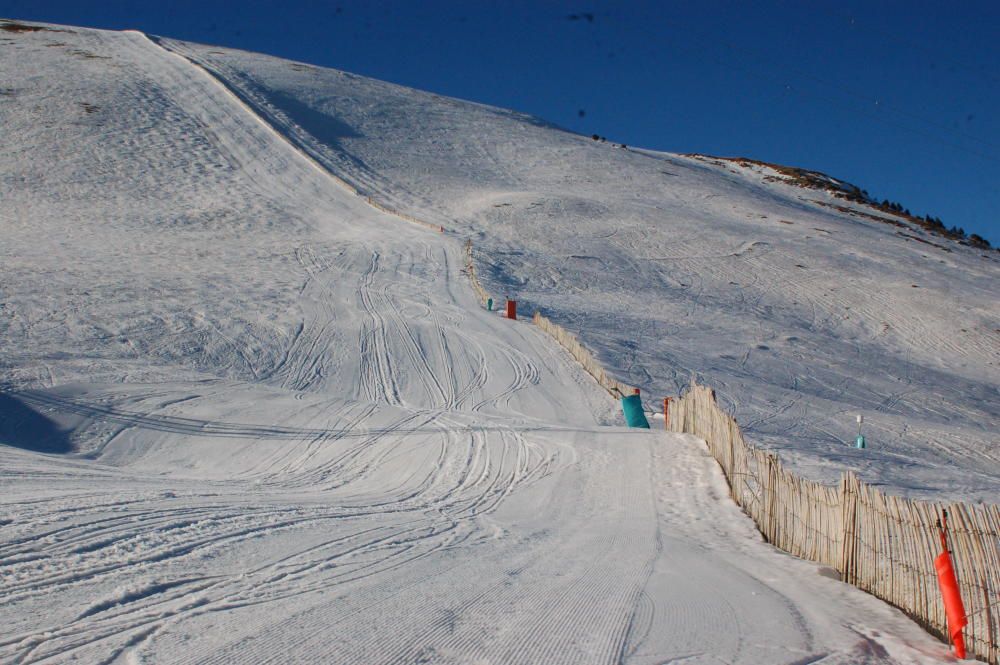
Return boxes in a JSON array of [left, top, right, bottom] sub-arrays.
[[668, 380, 1000, 664]]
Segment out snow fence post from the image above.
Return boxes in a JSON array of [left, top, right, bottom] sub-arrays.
[[839, 473, 859, 585], [663, 397, 672, 430]]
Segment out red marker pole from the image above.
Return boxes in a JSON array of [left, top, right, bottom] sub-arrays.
[[506, 300, 517, 320], [663, 397, 672, 429]]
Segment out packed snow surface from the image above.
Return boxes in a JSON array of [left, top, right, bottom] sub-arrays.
[[0, 19, 990, 663], [155, 36, 999, 502]]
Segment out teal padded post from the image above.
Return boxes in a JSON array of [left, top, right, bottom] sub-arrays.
[[621, 394, 650, 428]]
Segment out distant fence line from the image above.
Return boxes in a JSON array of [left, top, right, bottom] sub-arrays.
[[668, 381, 1000, 664], [318, 164, 359, 197], [157, 38, 448, 240], [464, 240, 493, 307], [532, 312, 637, 399], [364, 196, 445, 233]]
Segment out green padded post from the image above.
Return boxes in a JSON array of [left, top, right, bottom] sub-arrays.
[[621, 394, 650, 428]]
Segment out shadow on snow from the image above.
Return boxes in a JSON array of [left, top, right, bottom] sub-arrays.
[[0, 392, 73, 454]]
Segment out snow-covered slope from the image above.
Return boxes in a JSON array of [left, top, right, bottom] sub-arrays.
[[0, 19, 984, 664], [158, 36, 1000, 502]]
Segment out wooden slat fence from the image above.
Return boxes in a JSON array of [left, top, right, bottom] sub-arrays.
[[532, 312, 637, 398], [669, 380, 1000, 664], [365, 196, 445, 233], [464, 240, 492, 307]]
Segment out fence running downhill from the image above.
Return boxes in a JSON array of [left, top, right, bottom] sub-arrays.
[[365, 196, 445, 234], [668, 381, 1000, 664], [464, 240, 493, 307], [532, 312, 637, 399]]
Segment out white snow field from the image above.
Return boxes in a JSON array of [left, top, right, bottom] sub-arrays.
[[152, 35, 1000, 503], [0, 19, 988, 664]]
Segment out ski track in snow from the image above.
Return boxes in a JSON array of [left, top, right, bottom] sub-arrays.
[[0, 21, 963, 664], [149, 34, 1000, 504]]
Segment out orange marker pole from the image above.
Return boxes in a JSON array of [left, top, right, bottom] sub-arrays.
[[663, 397, 672, 430], [935, 511, 967, 659]]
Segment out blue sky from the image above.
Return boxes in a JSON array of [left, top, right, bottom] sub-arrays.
[[5, 1, 998, 245]]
